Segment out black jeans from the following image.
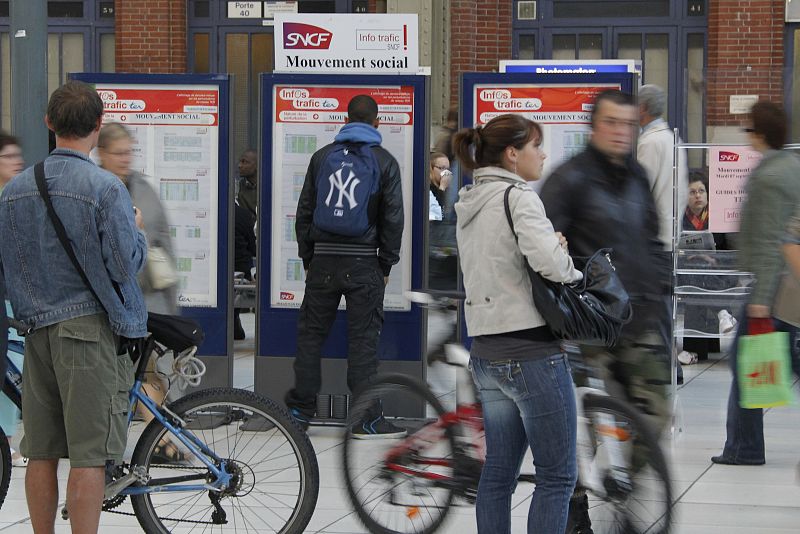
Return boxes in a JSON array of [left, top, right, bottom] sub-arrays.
[[286, 255, 385, 416]]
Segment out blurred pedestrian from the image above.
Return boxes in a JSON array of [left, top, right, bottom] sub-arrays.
[[712, 101, 800, 466], [541, 89, 672, 533], [455, 113, 581, 534]]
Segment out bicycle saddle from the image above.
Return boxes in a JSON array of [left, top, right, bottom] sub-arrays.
[[147, 312, 205, 352]]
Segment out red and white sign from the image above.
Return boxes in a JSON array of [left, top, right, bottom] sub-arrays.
[[99, 88, 219, 126], [275, 85, 414, 126], [709, 146, 762, 233], [474, 85, 614, 125], [274, 14, 418, 74]]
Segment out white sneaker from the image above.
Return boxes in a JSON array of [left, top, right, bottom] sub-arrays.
[[718, 310, 738, 335], [678, 351, 698, 365], [11, 453, 28, 468]]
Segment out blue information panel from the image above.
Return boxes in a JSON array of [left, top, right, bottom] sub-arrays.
[[71, 73, 233, 361], [257, 73, 427, 362]]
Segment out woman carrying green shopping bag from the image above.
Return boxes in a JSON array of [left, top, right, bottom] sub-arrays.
[[712, 102, 800, 466]]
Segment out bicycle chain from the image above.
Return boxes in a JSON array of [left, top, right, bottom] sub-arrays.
[[101, 464, 225, 526]]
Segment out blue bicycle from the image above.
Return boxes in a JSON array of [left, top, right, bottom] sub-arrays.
[[3, 314, 319, 533]]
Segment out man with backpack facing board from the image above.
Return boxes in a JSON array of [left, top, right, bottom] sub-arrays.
[[286, 94, 406, 438]]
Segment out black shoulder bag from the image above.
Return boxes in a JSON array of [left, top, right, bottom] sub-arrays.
[[503, 185, 632, 346], [34, 162, 142, 360]]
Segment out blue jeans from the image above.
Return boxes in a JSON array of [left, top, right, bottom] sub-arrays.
[[470, 354, 577, 534], [722, 314, 800, 462]]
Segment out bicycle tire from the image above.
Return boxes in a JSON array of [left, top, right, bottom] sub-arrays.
[[130, 387, 319, 534], [580, 393, 673, 534], [0, 427, 10, 511], [343, 373, 458, 534]]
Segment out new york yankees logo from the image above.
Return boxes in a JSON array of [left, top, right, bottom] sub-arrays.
[[324, 167, 361, 213]]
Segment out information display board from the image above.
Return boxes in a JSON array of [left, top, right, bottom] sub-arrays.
[[71, 73, 232, 361], [465, 76, 631, 181], [258, 73, 426, 361], [270, 84, 414, 311], [95, 84, 221, 307]]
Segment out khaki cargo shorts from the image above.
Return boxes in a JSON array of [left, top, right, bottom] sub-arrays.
[[20, 313, 134, 467]]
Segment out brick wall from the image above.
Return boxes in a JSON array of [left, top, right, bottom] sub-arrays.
[[449, 0, 512, 108], [115, 0, 187, 73], [706, 0, 785, 126]]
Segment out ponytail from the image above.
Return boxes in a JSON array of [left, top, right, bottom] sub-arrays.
[[452, 114, 542, 171]]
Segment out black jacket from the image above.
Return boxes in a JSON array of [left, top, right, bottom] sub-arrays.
[[295, 142, 404, 276], [234, 203, 257, 278], [540, 144, 670, 299]]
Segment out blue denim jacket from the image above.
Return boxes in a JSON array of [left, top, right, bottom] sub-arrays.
[[0, 149, 148, 338]]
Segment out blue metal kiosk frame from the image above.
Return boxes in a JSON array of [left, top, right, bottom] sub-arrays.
[[71, 73, 234, 387], [256, 73, 428, 420]]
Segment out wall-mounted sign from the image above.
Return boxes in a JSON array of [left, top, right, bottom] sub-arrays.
[[228, 1, 262, 18], [264, 1, 298, 18], [500, 59, 641, 75], [273, 13, 418, 74], [729, 94, 758, 115]]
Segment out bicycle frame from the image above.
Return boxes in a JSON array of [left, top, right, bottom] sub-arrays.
[[118, 339, 232, 496]]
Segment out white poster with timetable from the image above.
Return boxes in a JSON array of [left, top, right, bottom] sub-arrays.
[[270, 84, 414, 311], [93, 84, 220, 307]]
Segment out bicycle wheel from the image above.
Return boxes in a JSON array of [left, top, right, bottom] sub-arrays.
[[130, 388, 319, 533], [580, 393, 673, 534], [344, 374, 459, 534], [0, 428, 10, 511]]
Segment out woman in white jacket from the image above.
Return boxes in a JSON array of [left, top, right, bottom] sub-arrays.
[[453, 114, 582, 534]]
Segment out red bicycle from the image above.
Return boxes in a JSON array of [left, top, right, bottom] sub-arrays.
[[342, 290, 672, 534]]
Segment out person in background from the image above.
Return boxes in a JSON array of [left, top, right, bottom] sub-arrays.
[[683, 173, 709, 231], [233, 199, 257, 340], [712, 101, 800, 466], [541, 89, 672, 534], [454, 114, 581, 534], [637, 84, 688, 384], [0, 131, 28, 467], [429, 151, 453, 218], [0, 132, 23, 194], [0, 80, 147, 534], [236, 148, 258, 220], [97, 122, 183, 463], [677, 172, 736, 366]]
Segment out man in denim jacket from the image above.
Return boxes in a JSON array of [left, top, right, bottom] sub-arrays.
[[0, 81, 147, 534]]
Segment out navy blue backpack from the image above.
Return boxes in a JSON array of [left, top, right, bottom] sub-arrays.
[[313, 142, 381, 237]]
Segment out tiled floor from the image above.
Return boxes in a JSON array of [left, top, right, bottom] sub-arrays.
[[2, 314, 799, 532]]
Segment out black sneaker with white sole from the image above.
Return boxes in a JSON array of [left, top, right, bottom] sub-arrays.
[[351, 415, 407, 439]]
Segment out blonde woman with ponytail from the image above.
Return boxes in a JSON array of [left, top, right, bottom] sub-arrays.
[[454, 114, 581, 533]]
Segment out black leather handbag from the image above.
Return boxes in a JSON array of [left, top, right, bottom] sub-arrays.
[[503, 186, 632, 346]]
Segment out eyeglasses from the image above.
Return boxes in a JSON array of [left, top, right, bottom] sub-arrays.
[[742, 127, 755, 133], [432, 165, 450, 171], [105, 150, 133, 157]]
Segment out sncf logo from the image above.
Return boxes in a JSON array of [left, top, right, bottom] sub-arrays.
[[284, 23, 333, 49], [280, 292, 295, 301], [718, 151, 740, 162]]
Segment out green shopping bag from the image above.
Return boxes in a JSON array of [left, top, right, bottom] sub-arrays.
[[737, 331, 794, 409]]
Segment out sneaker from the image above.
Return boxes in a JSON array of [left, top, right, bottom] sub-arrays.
[[288, 408, 311, 431], [677, 350, 698, 365], [351, 416, 407, 440], [565, 493, 594, 534], [718, 310, 738, 335], [12, 453, 29, 468]]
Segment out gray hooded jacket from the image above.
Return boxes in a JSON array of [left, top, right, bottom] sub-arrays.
[[455, 166, 581, 337]]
